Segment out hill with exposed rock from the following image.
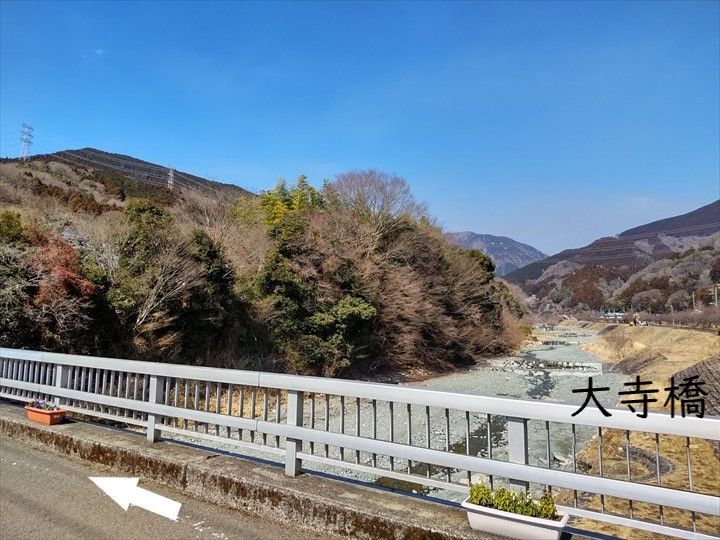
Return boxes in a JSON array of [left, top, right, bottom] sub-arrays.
[[505, 201, 720, 314]]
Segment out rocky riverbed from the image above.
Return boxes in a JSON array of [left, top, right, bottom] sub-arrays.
[[163, 326, 627, 501]]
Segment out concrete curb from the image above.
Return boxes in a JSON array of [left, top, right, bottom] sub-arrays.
[[0, 403, 483, 540]]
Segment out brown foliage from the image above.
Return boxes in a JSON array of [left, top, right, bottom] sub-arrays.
[[177, 192, 270, 286], [29, 234, 95, 298], [25, 175, 113, 215], [286, 205, 522, 377], [0, 227, 94, 349], [618, 275, 672, 303], [561, 265, 611, 309]]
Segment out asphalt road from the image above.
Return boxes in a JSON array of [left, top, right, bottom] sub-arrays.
[[0, 435, 331, 540]]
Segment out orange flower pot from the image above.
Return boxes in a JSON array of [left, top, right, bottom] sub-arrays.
[[25, 405, 66, 425]]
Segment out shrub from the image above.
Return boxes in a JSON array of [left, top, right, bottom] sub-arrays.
[[252, 174, 524, 377], [92, 169, 177, 206], [468, 483, 558, 520], [24, 175, 109, 215], [711, 257, 720, 284], [469, 482, 493, 507], [0, 210, 25, 245], [466, 249, 495, 275]]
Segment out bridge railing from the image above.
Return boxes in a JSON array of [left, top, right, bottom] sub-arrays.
[[1, 347, 718, 539]]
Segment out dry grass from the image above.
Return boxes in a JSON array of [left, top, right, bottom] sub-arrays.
[[556, 323, 720, 538], [557, 429, 719, 538], [176, 384, 286, 425], [581, 324, 719, 382]]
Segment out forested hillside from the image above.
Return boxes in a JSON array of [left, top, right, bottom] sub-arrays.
[[0, 157, 524, 379], [505, 201, 720, 315], [506, 201, 720, 284]]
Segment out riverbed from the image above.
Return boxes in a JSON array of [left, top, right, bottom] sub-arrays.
[[164, 326, 628, 501], [402, 326, 627, 498]]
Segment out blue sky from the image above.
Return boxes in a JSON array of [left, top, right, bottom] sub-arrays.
[[1, 1, 718, 254]]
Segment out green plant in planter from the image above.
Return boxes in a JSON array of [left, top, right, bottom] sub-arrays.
[[468, 483, 558, 520], [469, 482, 493, 507], [537, 489, 558, 520]]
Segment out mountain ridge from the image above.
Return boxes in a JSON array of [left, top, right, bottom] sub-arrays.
[[504, 200, 720, 313], [446, 231, 547, 276], [505, 200, 720, 284], [3, 147, 253, 199]]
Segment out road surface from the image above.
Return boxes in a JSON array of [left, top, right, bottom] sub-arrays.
[[0, 434, 331, 540]]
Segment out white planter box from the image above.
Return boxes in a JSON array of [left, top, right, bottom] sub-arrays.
[[461, 497, 568, 540]]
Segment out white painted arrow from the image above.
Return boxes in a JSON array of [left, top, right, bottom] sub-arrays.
[[89, 477, 182, 521]]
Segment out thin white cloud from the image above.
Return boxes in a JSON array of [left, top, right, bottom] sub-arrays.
[[626, 195, 660, 210], [94, 49, 105, 58]]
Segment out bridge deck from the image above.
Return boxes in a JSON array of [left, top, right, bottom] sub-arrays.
[[0, 430, 327, 540], [0, 401, 495, 540]]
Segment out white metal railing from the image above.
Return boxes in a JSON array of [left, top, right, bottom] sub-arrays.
[[1, 347, 718, 539]]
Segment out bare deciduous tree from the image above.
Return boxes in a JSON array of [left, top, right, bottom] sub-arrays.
[[328, 170, 428, 256], [0, 244, 91, 348], [134, 241, 204, 328], [32, 281, 92, 346], [177, 191, 228, 231], [74, 214, 127, 283], [176, 193, 271, 286], [0, 245, 39, 325]]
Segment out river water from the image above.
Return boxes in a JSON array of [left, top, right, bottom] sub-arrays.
[[165, 326, 628, 501], [412, 326, 627, 456], [400, 326, 627, 498]]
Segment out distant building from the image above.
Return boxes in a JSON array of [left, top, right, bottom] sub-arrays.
[[600, 310, 626, 322]]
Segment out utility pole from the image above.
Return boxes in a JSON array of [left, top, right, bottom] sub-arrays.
[[20, 123, 33, 160], [167, 166, 174, 190]]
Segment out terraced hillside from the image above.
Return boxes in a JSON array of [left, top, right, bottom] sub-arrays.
[[505, 201, 720, 313]]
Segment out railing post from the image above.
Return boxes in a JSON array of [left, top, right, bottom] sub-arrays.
[[146, 375, 165, 443], [507, 416, 530, 491], [285, 390, 304, 477], [53, 365, 69, 407]]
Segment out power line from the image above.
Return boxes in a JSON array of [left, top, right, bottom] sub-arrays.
[[77, 146, 241, 198], [46, 148, 238, 200], [507, 214, 719, 264], [60, 149, 173, 184], [50, 148, 187, 189], [12, 132, 717, 245], [57, 146, 240, 199], [592, 223, 719, 243], [546, 244, 719, 265], [173, 169, 239, 199], [46, 151, 169, 189], [0, 140, 20, 156], [532, 223, 720, 260], [17, 133, 200, 192], [518, 234, 720, 271], [21, 146, 720, 248]]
